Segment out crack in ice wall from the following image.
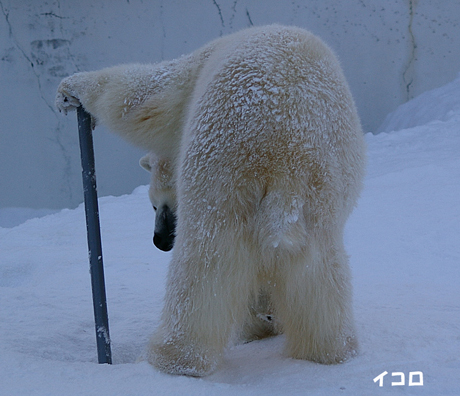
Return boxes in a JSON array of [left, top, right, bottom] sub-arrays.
[[1, 0, 75, 204], [403, 0, 418, 100], [212, 0, 225, 35], [0, 1, 33, 69], [1, 2, 54, 113], [228, 0, 238, 29], [245, 7, 254, 26]]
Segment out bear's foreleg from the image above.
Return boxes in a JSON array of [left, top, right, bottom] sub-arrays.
[[147, 237, 258, 376], [56, 65, 186, 157]]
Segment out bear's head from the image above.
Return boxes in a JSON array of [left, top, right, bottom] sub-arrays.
[[140, 153, 177, 252]]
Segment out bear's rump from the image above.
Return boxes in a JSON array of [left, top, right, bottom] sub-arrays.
[[179, 126, 335, 261]]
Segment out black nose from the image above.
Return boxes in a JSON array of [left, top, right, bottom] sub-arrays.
[[153, 205, 176, 252], [153, 232, 174, 252]]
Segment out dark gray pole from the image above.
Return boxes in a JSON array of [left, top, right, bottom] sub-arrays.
[[77, 106, 112, 364]]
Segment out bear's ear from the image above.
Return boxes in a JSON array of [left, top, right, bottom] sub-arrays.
[[139, 154, 152, 172]]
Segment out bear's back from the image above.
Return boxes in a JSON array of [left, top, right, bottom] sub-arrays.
[[183, 26, 363, 190], [178, 25, 365, 238]]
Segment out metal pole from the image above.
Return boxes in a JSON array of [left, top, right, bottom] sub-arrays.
[[77, 106, 112, 364]]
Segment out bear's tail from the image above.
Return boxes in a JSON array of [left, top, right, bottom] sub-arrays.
[[255, 190, 309, 253]]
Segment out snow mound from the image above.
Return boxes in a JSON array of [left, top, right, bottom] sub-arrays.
[[376, 72, 460, 133], [0, 207, 60, 228]]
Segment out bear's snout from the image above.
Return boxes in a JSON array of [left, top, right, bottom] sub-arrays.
[[153, 205, 176, 252]]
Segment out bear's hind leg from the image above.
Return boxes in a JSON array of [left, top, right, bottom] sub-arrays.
[[272, 238, 358, 364]]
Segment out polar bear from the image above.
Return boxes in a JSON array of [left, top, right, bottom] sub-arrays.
[[139, 151, 281, 343], [56, 25, 366, 376]]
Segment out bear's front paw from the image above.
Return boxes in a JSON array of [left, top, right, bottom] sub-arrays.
[[55, 90, 81, 115], [55, 91, 80, 115], [56, 75, 85, 115]]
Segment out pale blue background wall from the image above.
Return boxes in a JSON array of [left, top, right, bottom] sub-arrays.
[[1, 0, 459, 210]]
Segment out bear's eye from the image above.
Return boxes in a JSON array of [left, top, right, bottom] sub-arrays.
[[153, 206, 157, 211]]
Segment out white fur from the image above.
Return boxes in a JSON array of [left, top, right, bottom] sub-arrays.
[[57, 25, 366, 376], [139, 153, 176, 213]]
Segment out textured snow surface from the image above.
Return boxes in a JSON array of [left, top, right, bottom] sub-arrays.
[[1, 79, 459, 394]]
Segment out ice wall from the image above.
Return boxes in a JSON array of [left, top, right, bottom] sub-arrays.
[[1, 0, 459, 210]]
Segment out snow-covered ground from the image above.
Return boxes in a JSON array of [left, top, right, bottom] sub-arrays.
[[1, 76, 459, 395]]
